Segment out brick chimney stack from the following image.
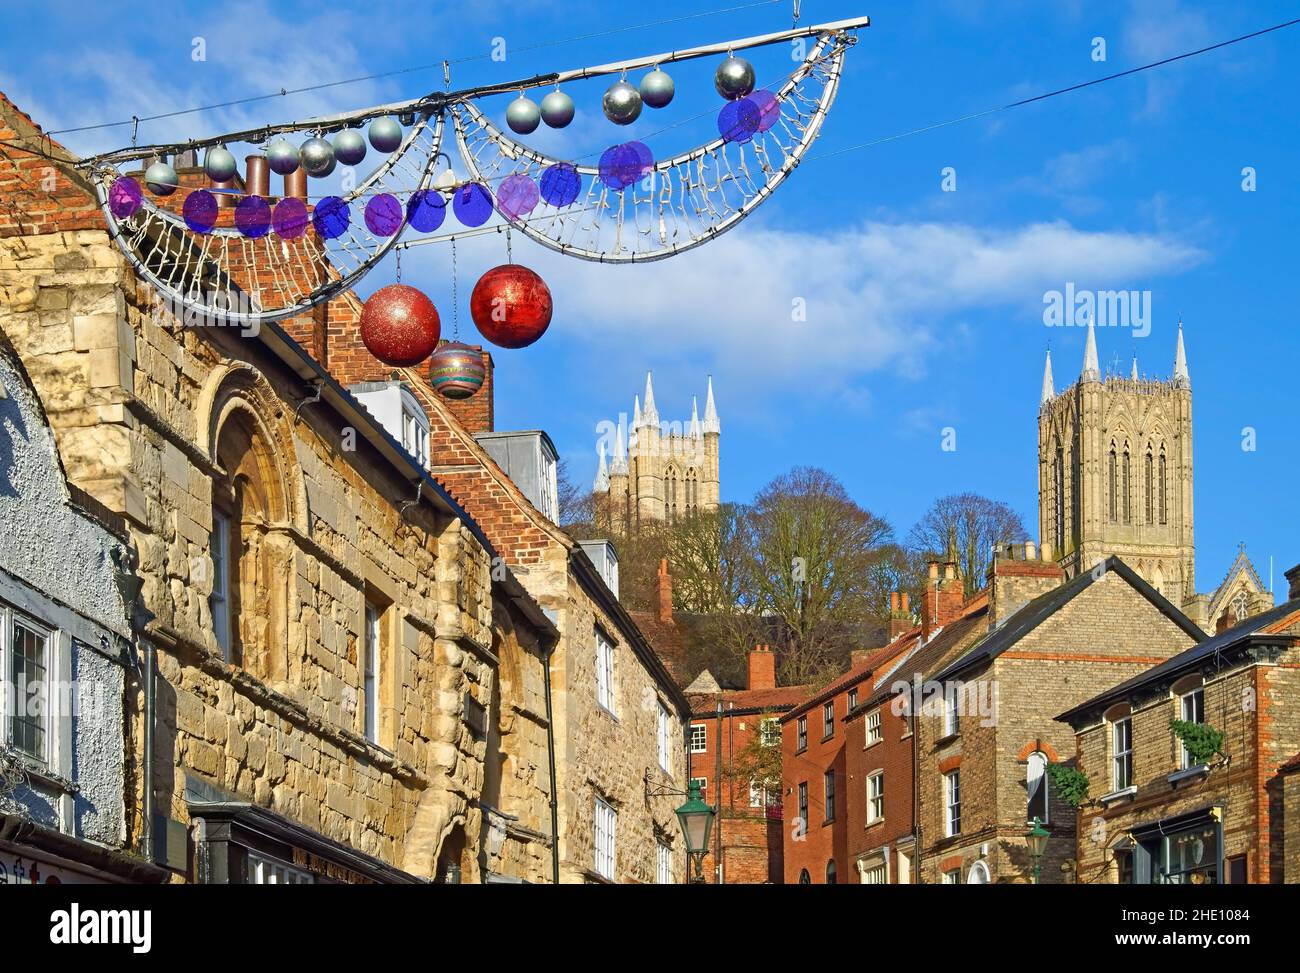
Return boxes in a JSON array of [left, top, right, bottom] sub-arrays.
[[987, 542, 1065, 628], [888, 590, 913, 640], [922, 556, 965, 641], [656, 558, 673, 623], [748, 644, 776, 691], [1286, 562, 1300, 602]]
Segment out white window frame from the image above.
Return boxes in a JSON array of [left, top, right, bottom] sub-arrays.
[[655, 838, 672, 885], [1113, 716, 1133, 791], [942, 683, 960, 737], [944, 770, 961, 837], [1026, 750, 1049, 825], [689, 723, 707, 754], [690, 776, 708, 795], [867, 771, 884, 824], [2, 607, 53, 766], [594, 798, 617, 880], [595, 629, 616, 715], [759, 717, 780, 748], [363, 602, 381, 744], [861, 862, 887, 885], [942, 868, 961, 885], [400, 400, 430, 468], [748, 777, 777, 809], [210, 510, 232, 660], [1179, 686, 1205, 769], [657, 703, 671, 772], [865, 709, 882, 746], [249, 852, 315, 884]]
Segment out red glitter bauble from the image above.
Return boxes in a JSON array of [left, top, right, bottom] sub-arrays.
[[360, 284, 441, 366], [469, 264, 553, 349]]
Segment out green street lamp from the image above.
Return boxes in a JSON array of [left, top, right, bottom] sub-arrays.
[[675, 780, 716, 883], [1027, 817, 1050, 885]]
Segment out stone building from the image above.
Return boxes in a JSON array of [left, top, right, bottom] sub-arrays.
[[685, 645, 808, 884], [0, 332, 165, 884], [1058, 581, 1300, 884], [915, 546, 1204, 883], [593, 373, 720, 531], [1037, 320, 1271, 632], [0, 92, 561, 884]]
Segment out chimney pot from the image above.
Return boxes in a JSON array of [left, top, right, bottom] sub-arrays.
[[284, 167, 307, 202], [1286, 563, 1300, 602], [245, 155, 270, 199], [901, 592, 910, 613], [890, 591, 900, 613]]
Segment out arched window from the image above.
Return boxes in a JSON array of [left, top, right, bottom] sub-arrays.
[[685, 468, 698, 515], [1122, 445, 1132, 524], [1053, 445, 1065, 551], [1027, 750, 1049, 824], [1158, 450, 1168, 525], [1108, 447, 1118, 523], [667, 467, 679, 523], [799, 868, 811, 885], [1144, 450, 1154, 525], [825, 859, 837, 884], [211, 407, 290, 680]]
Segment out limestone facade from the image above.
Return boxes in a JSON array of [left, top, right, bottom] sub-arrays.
[[0, 93, 559, 883]]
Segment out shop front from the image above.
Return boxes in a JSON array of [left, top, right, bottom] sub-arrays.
[[1124, 807, 1223, 885]]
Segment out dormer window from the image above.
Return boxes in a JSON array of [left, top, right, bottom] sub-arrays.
[[401, 401, 429, 468]]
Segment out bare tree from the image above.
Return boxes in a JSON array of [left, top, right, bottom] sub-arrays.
[[556, 457, 594, 531], [907, 493, 1028, 597]]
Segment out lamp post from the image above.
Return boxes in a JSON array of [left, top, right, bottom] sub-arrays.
[[675, 780, 716, 883], [1027, 817, 1050, 885]]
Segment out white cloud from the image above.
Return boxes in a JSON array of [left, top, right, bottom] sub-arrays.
[[527, 217, 1206, 410]]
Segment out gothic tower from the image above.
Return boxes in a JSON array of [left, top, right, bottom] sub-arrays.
[[593, 373, 720, 532], [1037, 319, 1195, 603]]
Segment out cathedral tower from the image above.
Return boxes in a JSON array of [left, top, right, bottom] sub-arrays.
[[1037, 320, 1195, 602], [594, 374, 720, 532]]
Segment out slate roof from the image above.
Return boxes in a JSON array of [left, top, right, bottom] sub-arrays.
[[930, 556, 1205, 686], [779, 635, 920, 724], [1057, 597, 1300, 725], [688, 684, 813, 719]]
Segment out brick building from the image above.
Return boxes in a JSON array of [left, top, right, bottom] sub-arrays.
[[916, 546, 1204, 883], [0, 92, 569, 884], [844, 584, 988, 883], [686, 645, 807, 883], [1058, 583, 1300, 884]]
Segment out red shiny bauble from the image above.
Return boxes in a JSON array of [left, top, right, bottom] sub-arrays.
[[469, 264, 553, 349], [360, 284, 441, 366]]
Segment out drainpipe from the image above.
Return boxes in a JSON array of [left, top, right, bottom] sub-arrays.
[[543, 639, 560, 885], [714, 696, 723, 883], [142, 637, 155, 862]]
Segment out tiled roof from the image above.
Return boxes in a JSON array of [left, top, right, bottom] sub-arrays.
[[1279, 752, 1300, 776], [688, 684, 812, 717]]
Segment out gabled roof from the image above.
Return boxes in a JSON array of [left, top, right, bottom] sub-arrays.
[[931, 556, 1205, 685], [1057, 597, 1300, 726], [688, 684, 812, 719], [779, 630, 923, 725], [1204, 545, 1268, 621]]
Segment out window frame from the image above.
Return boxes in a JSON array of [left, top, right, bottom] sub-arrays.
[[1026, 750, 1049, 825], [595, 628, 616, 716], [655, 838, 673, 885], [363, 601, 382, 744], [797, 781, 808, 825], [865, 709, 883, 746], [210, 509, 233, 660], [867, 771, 884, 824], [822, 701, 835, 740], [3, 607, 53, 766], [1112, 714, 1133, 791], [944, 769, 962, 838], [657, 702, 671, 773], [1178, 683, 1205, 769], [942, 683, 960, 738], [759, 717, 780, 748], [594, 797, 618, 880], [823, 769, 836, 823], [796, 715, 808, 752], [689, 723, 707, 754]]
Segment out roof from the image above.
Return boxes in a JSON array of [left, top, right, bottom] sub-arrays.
[[1279, 752, 1300, 776], [780, 633, 922, 724], [854, 594, 991, 715], [688, 684, 811, 719], [931, 556, 1205, 686], [1057, 596, 1300, 725]]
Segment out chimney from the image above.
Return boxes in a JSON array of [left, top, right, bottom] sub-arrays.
[[987, 542, 1065, 628], [656, 558, 673, 623], [922, 556, 965, 641], [245, 154, 270, 199], [748, 644, 776, 691], [888, 590, 912, 640], [284, 167, 307, 202], [440, 346, 495, 434], [1286, 563, 1300, 602]]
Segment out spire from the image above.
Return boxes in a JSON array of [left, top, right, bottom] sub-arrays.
[[1040, 350, 1054, 405], [690, 396, 702, 438], [702, 375, 720, 434], [1130, 355, 1139, 381], [1173, 319, 1190, 389], [1081, 311, 1100, 382], [642, 371, 659, 426], [632, 394, 642, 428], [611, 424, 628, 474], [593, 442, 610, 492]]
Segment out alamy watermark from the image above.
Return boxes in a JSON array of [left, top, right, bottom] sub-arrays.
[[1043, 282, 1151, 338]]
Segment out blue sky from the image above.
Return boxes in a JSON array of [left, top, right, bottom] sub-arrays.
[[4, 0, 1299, 597]]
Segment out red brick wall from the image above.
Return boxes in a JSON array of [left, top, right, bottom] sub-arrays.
[[0, 95, 101, 237]]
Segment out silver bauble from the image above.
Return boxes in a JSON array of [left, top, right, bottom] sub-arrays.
[[266, 138, 300, 175], [506, 94, 541, 135], [602, 80, 643, 126], [540, 90, 575, 128], [333, 129, 367, 166], [204, 146, 238, 182], [299, 138, 337, 179], [368, 117, 404, 153], [144, 161, 178, 195], [639, 68, 675, 109], [714, 55, 756, 100]]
